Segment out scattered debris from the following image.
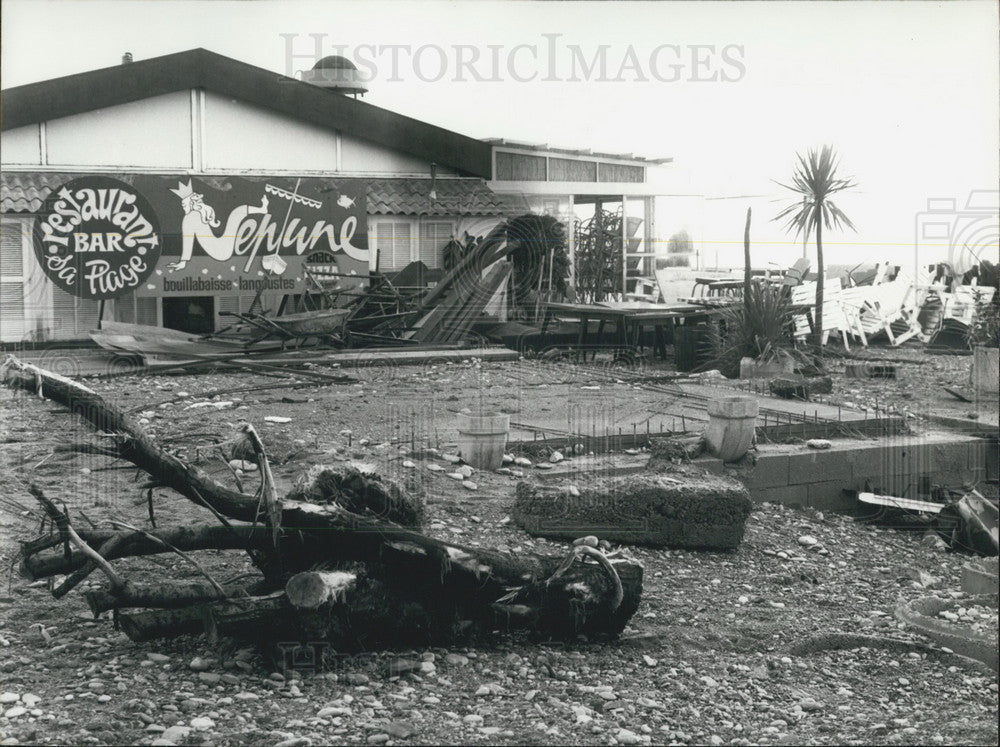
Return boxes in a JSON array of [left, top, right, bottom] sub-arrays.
[[3, 357, 643, 648]]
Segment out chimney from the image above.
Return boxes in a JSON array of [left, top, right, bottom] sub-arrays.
[[122, 52, 133, 64]]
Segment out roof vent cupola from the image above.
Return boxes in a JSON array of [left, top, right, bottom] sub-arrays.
[[299, 55, 368, 98]]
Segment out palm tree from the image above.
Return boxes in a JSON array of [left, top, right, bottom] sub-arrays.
[[775, 146, 857, 351]]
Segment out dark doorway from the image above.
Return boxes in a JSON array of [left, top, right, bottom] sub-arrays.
[[162, 296, 215, 335]]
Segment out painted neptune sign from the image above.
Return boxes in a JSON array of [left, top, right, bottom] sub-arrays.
[[33, 175, 369, 299]]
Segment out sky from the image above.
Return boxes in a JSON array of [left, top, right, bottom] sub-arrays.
[[2, 0, 998, 269]]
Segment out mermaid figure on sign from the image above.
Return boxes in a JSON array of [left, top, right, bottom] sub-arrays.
[[167, 180, 269, 271]]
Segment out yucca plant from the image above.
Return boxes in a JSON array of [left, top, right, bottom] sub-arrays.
[[775, 146, 857, 353], [707, 282, 798, 378]]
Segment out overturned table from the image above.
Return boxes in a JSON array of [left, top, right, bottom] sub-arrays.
[[540, 301, 722, 360]]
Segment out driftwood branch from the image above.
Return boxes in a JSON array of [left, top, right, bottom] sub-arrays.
[[5, 355, 644, 648]]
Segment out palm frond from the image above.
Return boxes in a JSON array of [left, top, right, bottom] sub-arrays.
[[773, 146, 857, 235]]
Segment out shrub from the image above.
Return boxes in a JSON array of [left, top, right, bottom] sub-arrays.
[[512, 474, 753, 550], [707, 282, 799, 378]]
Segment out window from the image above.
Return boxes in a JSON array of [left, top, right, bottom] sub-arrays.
[[114, 294, 160, 327], [1, 222, 25, 276], [375, 221, 413, 271], [419, 222, 454, 269], [496, 152, 546, 181], [51, 286, 102, 340], [549, 158, 597, 182], [1, 219, 27, 342], [598, 163, 644, 183]]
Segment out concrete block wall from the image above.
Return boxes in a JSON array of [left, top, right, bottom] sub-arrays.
[[711, 433, 994, 511]]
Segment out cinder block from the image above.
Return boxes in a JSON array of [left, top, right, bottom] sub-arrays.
[[806, 481, 854, 511], [787, 451, 852, 485], [743, 454, 789, 489], [696, 457, 727, 475]]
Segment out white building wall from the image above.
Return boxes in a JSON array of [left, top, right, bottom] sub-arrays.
[[1, 126, 42, 165], [340, 132, 439, 175], [202, 92, 339, 172], [44, 91, 193, 169]]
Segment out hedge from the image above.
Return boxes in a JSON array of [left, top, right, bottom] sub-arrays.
[[513, 474, 753, 550]]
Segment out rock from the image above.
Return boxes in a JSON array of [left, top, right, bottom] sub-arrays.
[[616, 728, 643, 745], [220, 674, 241, 685], [198, 672, 221, 685], [445, 472, 464, 481], [345, 672, 369, 685], [386, 659, 421, 676], [458, 465, 475, 478], [20, 694, 39, 708], [443, 454, 462, 463], [385, 721, 417, 739], [463, 715, 484, 725], [535, 462, 554, 470], [229, 459, 258, 471], [462, 481, 478, 491], [769, 374, 832, 400], [2, 706, 27, 719], [426, 463, 444, 472], [160, 725, 191, 742], [642, 655, 658, 667], [274, 738, 312, 747], [573, 536, 599, 548], [402, 460, 415, 469], [502, 454, 514, 464], [0, 693, 19, 704], [188, 657, 212, 672], [190, 717, 215, 730], [797, 535, 818, 547], [317, 706, 352, 718], [444, 653, 469, 666], [806, 439, 832, 450], [549, 451, 564, 463], [514, 457, 532, 467], [264, 416, 292, 424], [147, 653, 170, 663], [475, 685, 491, 697], [798, 697, 823, 712], [367, 735, 390, 745], [700, 676, 720, 688], [903, 568, 939, 588]]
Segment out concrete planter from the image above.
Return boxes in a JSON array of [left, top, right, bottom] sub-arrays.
[[896, 594, 998, 672], [456, 412, 509, 470], [962, 557, 999, 596], [739, 354, 795, 380], [705, 396, 758, 462], [971, 345, 999, 395]]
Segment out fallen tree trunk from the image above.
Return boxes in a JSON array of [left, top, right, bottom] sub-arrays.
[[84, 579, 231, 615], [3, 355, 643, 648]]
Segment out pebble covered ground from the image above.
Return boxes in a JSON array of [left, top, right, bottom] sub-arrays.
[[0, 349, 997, 746]]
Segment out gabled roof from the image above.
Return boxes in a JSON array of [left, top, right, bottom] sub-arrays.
[[1, 171, 529, 217], [0, 48, 492, 178]]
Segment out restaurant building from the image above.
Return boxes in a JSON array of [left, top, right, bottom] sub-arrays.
[[0, 48, 676, 343]]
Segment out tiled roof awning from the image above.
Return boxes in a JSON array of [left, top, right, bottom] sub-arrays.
[[1, 172, 70, 213], [1, 172, 530, 218], [366, 178, 528, 217]]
